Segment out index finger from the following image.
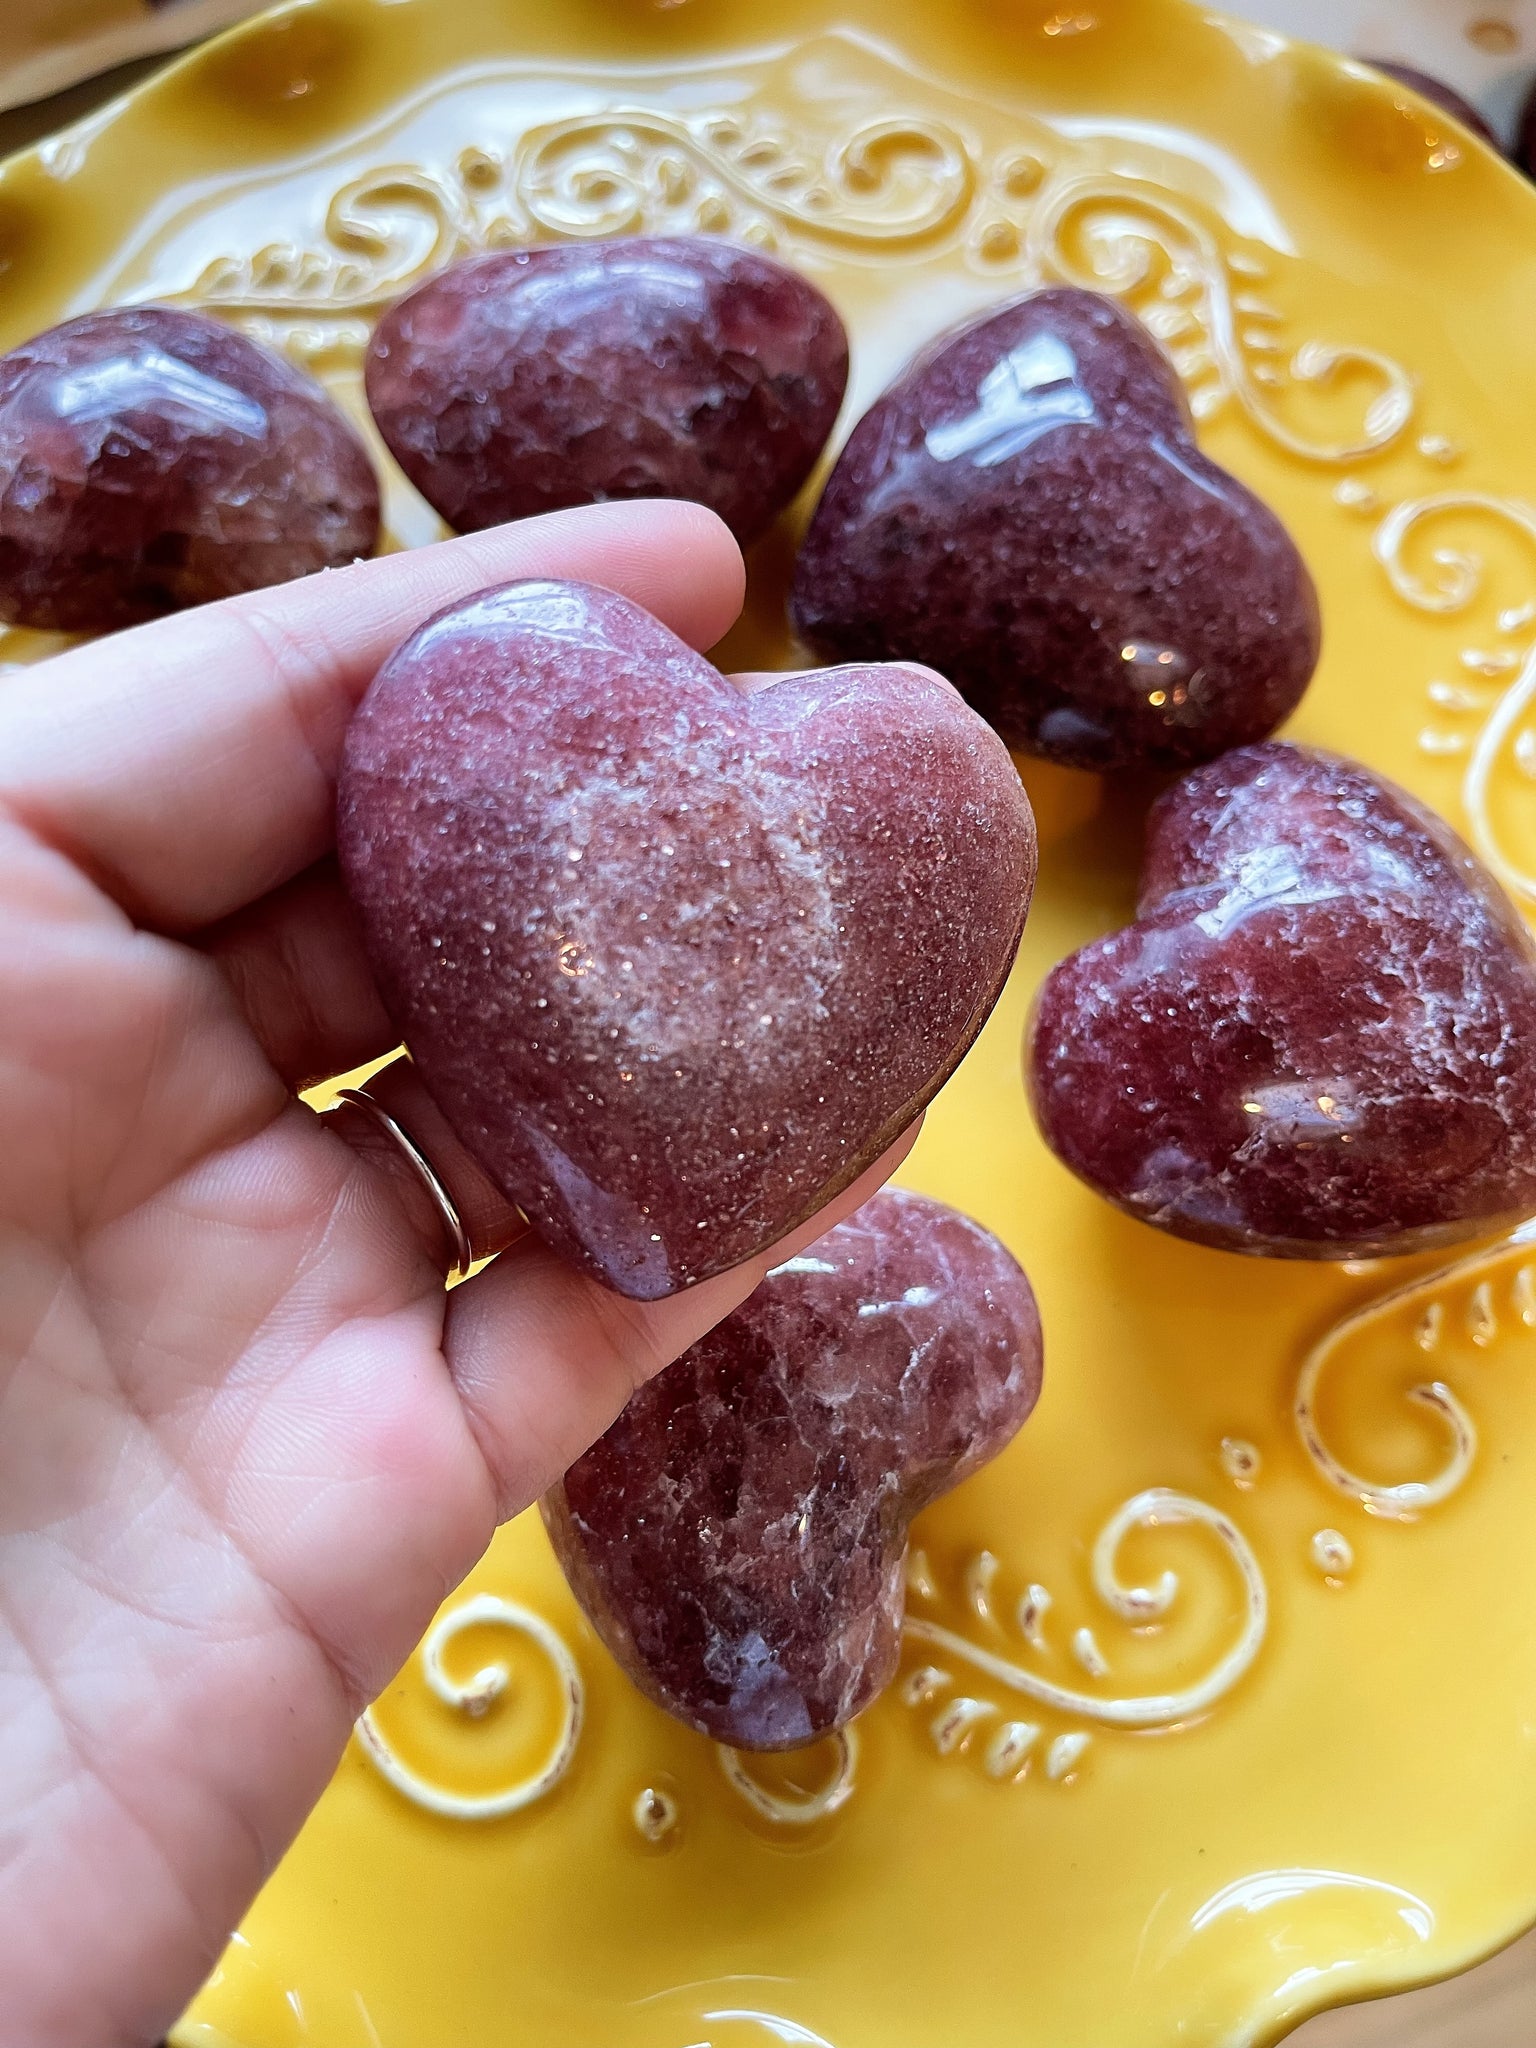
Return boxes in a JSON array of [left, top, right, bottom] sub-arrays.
[[0, 499, 745, 933]]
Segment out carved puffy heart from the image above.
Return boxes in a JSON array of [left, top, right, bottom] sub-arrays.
[[542, 1187, 1043, 1749], [792, 287, 1320, 774], [1029, 742, 1536, 1257], [338, 580, 1036, 1297], [366, 237, 849, 547]]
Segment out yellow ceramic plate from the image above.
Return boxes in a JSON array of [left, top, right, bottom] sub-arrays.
[[5, 0, 1536, 2041]]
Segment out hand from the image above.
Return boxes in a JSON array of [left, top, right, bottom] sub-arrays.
[[0, 503, 918, 2048]]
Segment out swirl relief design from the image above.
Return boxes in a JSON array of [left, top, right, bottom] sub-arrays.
[[1379, 492, 1536, 908], [356, 1594, 584, 1820], [103, 34, 1412, 471], [1296, 1220, 1536, 1522], [898, 1490, 1268, 1790]]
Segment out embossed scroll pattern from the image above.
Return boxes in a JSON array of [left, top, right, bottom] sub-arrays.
[[362, 1487, 1269, 1822], [356, 1593, 584, 1820], [1379, 492, 1536, 907], [134, 49, 1411, 467], [1295, 1220, 1536, 1521], [901, 1488, 1268, 1788], [362, 1213, 1536, 1823]]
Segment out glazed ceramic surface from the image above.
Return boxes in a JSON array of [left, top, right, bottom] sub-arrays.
[[5, 0, 1536, 2042], [0, 0, 265, 115]]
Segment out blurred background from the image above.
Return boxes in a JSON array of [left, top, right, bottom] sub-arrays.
[[2, 3, 1534, 2043]]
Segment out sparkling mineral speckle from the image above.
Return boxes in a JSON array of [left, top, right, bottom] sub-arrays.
[[1029, 741, 1536, 1257], [542, 1187, 1043, 1748], [792, 288, 1319, 773], [337, 579, 1036, 1297], [365, 237, 848, 545], [0, 305, 380, 630]]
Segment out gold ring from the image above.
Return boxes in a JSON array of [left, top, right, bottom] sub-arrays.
[[334, 1086, 475, 1283]]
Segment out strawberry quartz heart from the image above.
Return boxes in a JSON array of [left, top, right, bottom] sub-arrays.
[[542, 1187, 1042, 1748], [365, 238, 849, 546], [337, 580, 1036, 1297], [0, 306, 379, 630], [1029, 742, 1536, 1257], [792, 288, 1320, 773]]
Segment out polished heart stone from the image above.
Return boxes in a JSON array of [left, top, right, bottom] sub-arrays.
[[337, 580, 1036, 1298], [792, 287, 1320, 773], [365, 237, 849, 546], [542, 1186, 1042, 1748], [1029, 742, 1536, 1257], [0, 306, 380, 631]]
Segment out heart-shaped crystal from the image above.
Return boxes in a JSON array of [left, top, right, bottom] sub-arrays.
[[792, 288, 1319, 773], [366, 237, 848, 546], [1030, 742, 1536, 1256], [338, 580, 1035, 1296], [0, 306, 379, 630], [543, 1186, 1042, 1748]]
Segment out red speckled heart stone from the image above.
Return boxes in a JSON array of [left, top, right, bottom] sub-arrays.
[[1030, 742, 1536, 1257], [338, 581, 1035, 1296], [793, 288, 1319, 773], [543, 1187, 1042, 1748], [366, 237, 848, 546], [0, 306, 379, 630]]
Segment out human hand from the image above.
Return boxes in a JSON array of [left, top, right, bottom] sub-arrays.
[[0, 502, 918, 2048]]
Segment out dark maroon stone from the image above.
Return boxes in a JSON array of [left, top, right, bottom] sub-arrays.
[[1519, 73, 1536, 176], [791, 288, 1320, 774], [338, 579, 1036, 1298], [365, 238, 849, 546], [543, 1187, 1042, 1748], [0, 306, 379, 631], [1365, 60, 1500, 149], [1029, 742, 1536, 1258]]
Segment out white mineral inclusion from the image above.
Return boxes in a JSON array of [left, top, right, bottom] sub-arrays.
[[355, 1594, 584, 1820], [717, 1726, 860, 1825], [905, 1489, 1267, 1728]]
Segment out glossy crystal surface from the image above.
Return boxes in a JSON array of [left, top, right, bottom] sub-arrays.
[[1030, 742, 1536, 1257], [338, 579, 1035, 1297], [543, 1188, 1042, 1748], [20, 4, 1536, 2044], [792, 288, 1320, 772], [366, 238, 849, 544], [0, 306, 379, 629]]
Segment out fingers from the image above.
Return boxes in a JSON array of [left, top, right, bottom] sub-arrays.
[[318, 1048, 919, 1521], [200, 859, 396, 1092], [0, 500, 745, 936], [440, 1120, 923, 1521], [321, 1056, 528, 1274]]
